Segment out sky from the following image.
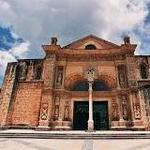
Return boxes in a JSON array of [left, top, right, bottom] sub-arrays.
[[0, 0, 150, 86]]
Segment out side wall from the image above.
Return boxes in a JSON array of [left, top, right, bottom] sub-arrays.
[[11, 82, 43, 127]]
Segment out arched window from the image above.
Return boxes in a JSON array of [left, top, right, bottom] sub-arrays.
[[35, 66, 42, 80], [71, 80, 110, 91], [85, 44, 96, 50], [140, 63, 148, 79]]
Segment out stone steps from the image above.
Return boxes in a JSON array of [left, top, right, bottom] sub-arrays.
[[0, 131, 150, 139]]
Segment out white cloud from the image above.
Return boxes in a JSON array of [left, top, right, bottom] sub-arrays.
[[10, 41, 30, 59], [0, 40, 30, 77], [0, 0, 149, 47], [0, 50, 16, 75], [94, 0, 148, 38]]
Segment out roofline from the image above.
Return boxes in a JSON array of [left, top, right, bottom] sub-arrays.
[[63, 34, 120, 49]]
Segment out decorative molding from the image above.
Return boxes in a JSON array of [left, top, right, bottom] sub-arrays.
[[40, 103, 48, 120]]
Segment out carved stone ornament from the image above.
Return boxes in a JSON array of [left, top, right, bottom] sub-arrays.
[[41, 103, 48, 120], [64, 101, 70, 121], [133, 104, 141, 120], [112, 100, 119, 121], [84, 67, 98, 82], [54, 96, 60, 120], [121, 95, 128, 120]]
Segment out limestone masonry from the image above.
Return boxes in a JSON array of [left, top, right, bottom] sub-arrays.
[[0, 35, 150, 130]]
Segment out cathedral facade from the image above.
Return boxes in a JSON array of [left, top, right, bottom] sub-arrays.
[[0, 35, 150, 130]]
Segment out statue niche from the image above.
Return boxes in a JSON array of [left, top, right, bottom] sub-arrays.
[[55, 66, 64, 88], [117, 65, 128, 88]]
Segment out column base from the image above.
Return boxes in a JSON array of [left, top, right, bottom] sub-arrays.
[[111, 119, 126, 130], [50, 120, 72, 130], [36, 126, 51, 131], [88, 120, 94, 132], [37, 120, 50, 130], [131, 120, 145, 130]]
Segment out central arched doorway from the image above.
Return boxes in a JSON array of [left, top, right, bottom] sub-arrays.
[[72, 80, 110, 130]]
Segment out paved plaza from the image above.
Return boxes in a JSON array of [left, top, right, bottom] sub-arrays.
[[0, 130, 150, 150], [0, 138, 150, 150]]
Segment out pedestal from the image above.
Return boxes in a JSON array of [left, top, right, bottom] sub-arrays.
[[51, 120, 72, 130], [88, 120, 94, 131], [132, 120, 145, 130], [37, 120, 50, 130]]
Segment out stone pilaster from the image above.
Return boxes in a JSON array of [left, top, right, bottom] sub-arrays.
[[129, 91, 144, 130], [26, 61, 34, 81], [114, 62, 121, 90], [126, 56, 137, 88], [117, 95, 126, 129], [37, 91, 53, 130], [42, 54, 56, 88], [138, 89, 148, 129], [129, 92, 135, 120], [0, 63, 17, 127], [110, 97, 119, 129]]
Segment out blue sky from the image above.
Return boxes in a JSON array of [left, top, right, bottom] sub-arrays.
[[0, 0, 150, 86]]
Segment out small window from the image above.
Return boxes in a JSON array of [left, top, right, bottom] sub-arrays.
[[140, 63, 148, 79], [85, 44, 96, 50]]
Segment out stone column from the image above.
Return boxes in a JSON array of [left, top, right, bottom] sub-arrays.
[[88, 82, 94, 131], [84, 67, 97, 131]]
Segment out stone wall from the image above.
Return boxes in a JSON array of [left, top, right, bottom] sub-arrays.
[[11, 82, 43, 127]]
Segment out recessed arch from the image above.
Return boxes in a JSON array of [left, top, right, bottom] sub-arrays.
[[71, 80, 110, 91], [64, 73, 116, 90]]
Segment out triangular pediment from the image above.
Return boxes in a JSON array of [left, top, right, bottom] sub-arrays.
[[63, 34, 120, 50]]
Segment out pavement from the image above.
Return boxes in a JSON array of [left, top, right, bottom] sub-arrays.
[[0, 130, 150, 150]]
